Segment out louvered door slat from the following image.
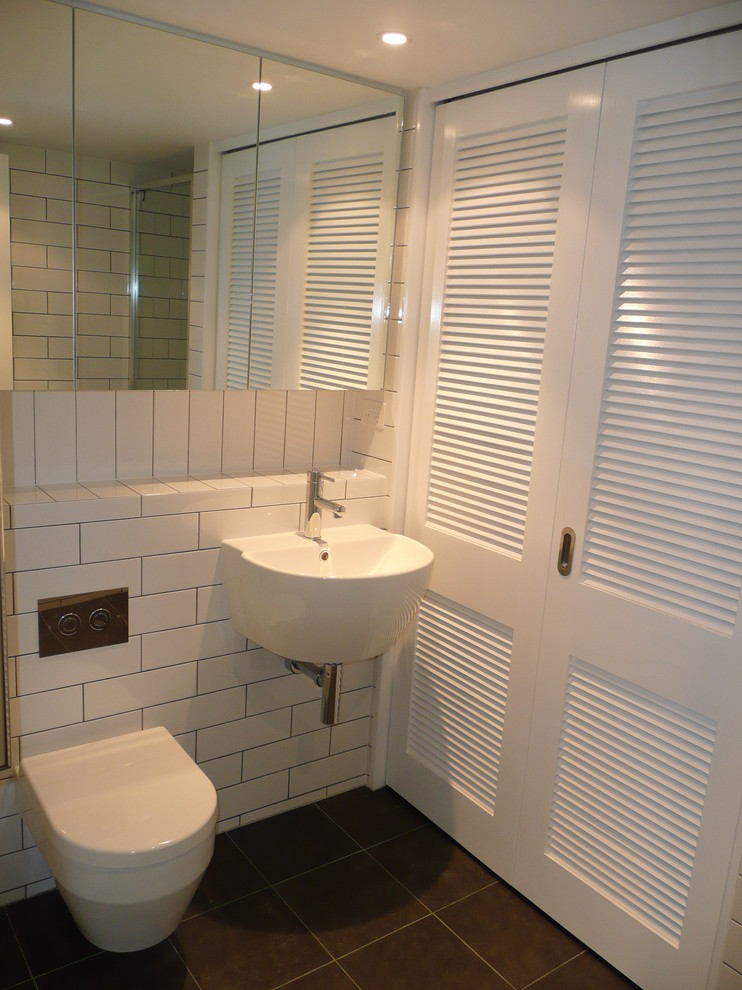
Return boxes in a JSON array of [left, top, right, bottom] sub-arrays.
[[426, 120, 568, 554], [225, 171, 281, 389], [582, 85, 742, 634], [298, 151, 385, 389]]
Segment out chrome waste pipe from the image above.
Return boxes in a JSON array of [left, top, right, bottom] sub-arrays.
[[288, 659, 342, 725]]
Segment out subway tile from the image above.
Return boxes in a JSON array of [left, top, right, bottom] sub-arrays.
[[79, 481, 137, 499], [247, 672, 322, 716], [196, 584, 230, 624], [284, 391, 316, 471], [11, 170, 72, 201], [342, 469, 387, 499], [16, 638, 142, 696], [0, 392, 35, 486], [10, 241, 47, 268], [84, 662, 197, 719], [140, 484, 253, 517], [141, 619, 245, 670], [13, 558, 142, 614], [142, 686, 245, 736], [249, 474, 305, 507], [198, 502, 300, 549], [313, 391, 345, 467], [242, 728, 330, 781], [80, 513, 198, 563], [197, 648, 285, 695], [199, 752, 242, 791], [311, 495, 388, 531], [222, 389, 256, 474], [197, 707, 290, 763], [141, 547, 220, 594], [12, 313, 72, 337], [128, 589, 197, 635], [76, 391, 116, 481], [291, 687, 373, 737], [21, 711, 142, 756], [175, 731, 197, 760], [10, 685, 82, 736], [0, 816, 23, 857], [4, 523, 79, 572], [9, 493, 141, 529], [340, 659, 375, 692], [76, 224, 128, 253], [254, 390, 287, 472], [115, 391, 154, 478], [288, 747, 368, 798], [34, 392, 76, 484], [12, 265, 71, 292], [188, 391, 224, 475], [0, 846, 51, 895], [6, 612, 38, 657], [153, 390, 189, 476], [219, 770, 289, 822], [330, 718, 371, 755]]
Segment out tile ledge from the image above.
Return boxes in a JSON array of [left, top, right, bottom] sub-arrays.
[[3, 469, 387, 512]]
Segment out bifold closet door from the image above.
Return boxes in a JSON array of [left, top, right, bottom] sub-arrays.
[[514, 32, 742, 990], [387, 65, 604, 880]]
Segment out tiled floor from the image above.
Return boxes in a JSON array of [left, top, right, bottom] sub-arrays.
[[1, 787, 640, 990]]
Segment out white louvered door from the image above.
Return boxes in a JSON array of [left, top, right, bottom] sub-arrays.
[[387, 66, 605, 879], [217, 142, 294, 388], [514, 34, 742, 990], [217, 117, 398, 389], [288, 119, 399, 389]]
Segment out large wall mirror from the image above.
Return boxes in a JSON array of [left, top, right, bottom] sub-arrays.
[[0, 0, 403, 391]]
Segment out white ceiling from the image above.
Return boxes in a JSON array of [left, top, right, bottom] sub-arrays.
[[82, 0, 728, 90]]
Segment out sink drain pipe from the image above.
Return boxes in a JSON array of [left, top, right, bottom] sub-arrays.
[[288, 660, 342, 725]]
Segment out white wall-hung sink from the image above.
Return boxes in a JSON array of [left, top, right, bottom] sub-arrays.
[[221, 524, 434, 667]]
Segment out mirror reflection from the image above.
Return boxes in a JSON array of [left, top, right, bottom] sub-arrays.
[[0, 0, 402, 391], [0, 0, 74, 389]]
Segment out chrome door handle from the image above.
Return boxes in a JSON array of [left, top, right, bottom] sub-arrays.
[[558, 527, 576, 576]]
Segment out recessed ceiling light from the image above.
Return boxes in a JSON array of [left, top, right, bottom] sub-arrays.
[[252, 81, 272, 92], [380, 32, 408, 46], [0, 118, 12, 127]]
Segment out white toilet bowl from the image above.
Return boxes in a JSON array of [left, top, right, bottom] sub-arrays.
[[18, 726, 217, 952]]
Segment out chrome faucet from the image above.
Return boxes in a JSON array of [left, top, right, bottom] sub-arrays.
[[305, 469, 345, 538]]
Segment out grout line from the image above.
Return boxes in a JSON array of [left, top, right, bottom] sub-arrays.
[[520, 949, 587, 988], [432, 909, 519, 990]]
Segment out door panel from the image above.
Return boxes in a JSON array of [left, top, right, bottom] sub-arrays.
[[388, 65, 605, 880], [514, 34, 742, 990]]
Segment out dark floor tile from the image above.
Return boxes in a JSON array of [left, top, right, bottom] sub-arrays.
[[230, 802, 361, 882], [342, 914, 511, 990], [370, 823, 497, 910], [35, 939, 198, 990], [175, 886, 330, 990], [281, 961, 360, 989], [439, 882, 582, 989], [316, 786, 427, 847], [277, 849, 428, 957], [531, 950, 640, 989], [184, 831, 267, 918], [5, 890, 98, 976], [0, 909, 32, 988]]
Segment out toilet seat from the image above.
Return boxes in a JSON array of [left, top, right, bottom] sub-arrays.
[[20, 727, 217, 870]]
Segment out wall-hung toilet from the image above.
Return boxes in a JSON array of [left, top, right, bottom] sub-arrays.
[[18, 727, 217, 952]]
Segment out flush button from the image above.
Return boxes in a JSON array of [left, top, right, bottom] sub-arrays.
[[38, 589, 128, 658], [89, 607, 112, 631], [58, 612, 82, 637]]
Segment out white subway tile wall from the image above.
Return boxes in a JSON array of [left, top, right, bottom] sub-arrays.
[[0, 104, 408, 909], [0, 386, 394, 907], [4, 142, 181, 391]]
